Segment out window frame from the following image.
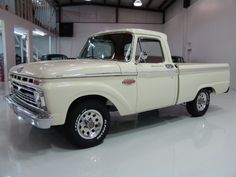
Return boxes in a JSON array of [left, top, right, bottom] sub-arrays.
[[135, 36, 165, 64], [79, 32, 135, 63]]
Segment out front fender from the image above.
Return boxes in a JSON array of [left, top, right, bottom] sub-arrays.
[[42, 77, 137, 125]]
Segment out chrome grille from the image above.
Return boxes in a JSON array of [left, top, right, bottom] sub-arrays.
[[11, 81, 38, 107], [10, 74, 34, 84]]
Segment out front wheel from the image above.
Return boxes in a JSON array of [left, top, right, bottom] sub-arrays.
[[186, 89, 210, 117], [66, 100, 110, 148]]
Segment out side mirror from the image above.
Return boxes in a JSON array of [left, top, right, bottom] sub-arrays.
[[136, 51, 148, 64]]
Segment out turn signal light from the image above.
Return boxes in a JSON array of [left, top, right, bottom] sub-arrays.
[[33, 79, 41, 85]]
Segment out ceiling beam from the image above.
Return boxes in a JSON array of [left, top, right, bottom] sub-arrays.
[[117, 0, 121, 6], [162, 10, 165, 24], [158, 0, 170, 10], [146, 0, 154, 8], [183, 0, 190, 8], [161, 0, 176, 24], [116, 0, 121, 23], [163, 0, 176, 10], [59, 2, 163, 12]]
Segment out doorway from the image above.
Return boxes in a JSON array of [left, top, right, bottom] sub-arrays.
[[14, 26, 28, 65]]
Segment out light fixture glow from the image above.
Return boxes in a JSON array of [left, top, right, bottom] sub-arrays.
[[133, 0, 142, 7], [84, 0, 92, 1], [14, 31, 25, 36], [32, 29, 47, 36], [18, 116, 23, 120], [14, 30, 27, 38]]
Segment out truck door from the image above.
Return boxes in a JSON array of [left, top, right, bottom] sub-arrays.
[[135, 36, 178, 113]]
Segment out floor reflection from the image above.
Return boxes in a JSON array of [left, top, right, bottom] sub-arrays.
[[8, 103, 223, 153]]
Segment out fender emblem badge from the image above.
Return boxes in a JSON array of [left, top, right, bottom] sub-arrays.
[[122, 79, 136, 85]]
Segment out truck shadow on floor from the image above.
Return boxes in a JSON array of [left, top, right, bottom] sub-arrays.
[[9, 104, 223, 153], [109, 103, 223, 135], [109, 105, 185, 136]]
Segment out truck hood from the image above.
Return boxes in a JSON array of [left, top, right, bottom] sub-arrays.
[[10, 59, 122, 79]]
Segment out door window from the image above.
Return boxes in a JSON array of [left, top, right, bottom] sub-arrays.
[[135, 38, 164, 63]]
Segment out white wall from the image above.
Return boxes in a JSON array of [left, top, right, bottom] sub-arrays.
[[164, 0, 236, 89], [32, 36, 49, 57], [61, 6, 163, 24], [165, 0, 184, 22], [164, 11, 185, 57], [164, 0, 185, 57], [59, 6, 164, 57], [187, 0, 236, 62]]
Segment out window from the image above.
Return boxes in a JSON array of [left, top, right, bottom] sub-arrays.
[[80, 33, 133, 62], [135, 38, 164, 63], [85, 39, 114, 59], [124, 43, 132, 61]]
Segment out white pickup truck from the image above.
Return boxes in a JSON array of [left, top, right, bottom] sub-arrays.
[[6, 29, 230, 148]]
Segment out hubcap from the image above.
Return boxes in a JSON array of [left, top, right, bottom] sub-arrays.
[[77, 110, 104, 139], [197, 92, 208, 111]]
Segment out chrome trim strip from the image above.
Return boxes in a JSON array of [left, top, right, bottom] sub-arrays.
[[179, 66, 228, 75], [11, 71, 34, 78], [6, 95, 52, 129], [138, 70, 178, 78], [11, 71, 138, 79], [59, 72, 138, 78]]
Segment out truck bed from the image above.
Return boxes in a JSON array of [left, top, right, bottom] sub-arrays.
[[176, 63, 230, 104]]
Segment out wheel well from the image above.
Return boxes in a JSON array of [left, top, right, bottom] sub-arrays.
[[203, 87, 216, 94], [66, 95, 118, 121]]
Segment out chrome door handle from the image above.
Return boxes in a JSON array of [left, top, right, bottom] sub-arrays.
[[165, 64, 174, 69]]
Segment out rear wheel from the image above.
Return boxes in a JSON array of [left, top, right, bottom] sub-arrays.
[[186, 89, 210, 117], [66, 100, 110, 148]]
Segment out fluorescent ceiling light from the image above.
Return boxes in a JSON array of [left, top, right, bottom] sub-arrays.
[[133, 0, 142, 7], [84, 0, 92, 1], [14, 31, 26, 39], [14, 31, 25, 36], [32, 29, 47, 36], [34, 0, 43, 6]]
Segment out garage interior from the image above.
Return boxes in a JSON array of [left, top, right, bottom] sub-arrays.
[[0, 0, 236, 176]]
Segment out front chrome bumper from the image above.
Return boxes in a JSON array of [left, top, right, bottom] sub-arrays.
[[6, 95, 53, 129]]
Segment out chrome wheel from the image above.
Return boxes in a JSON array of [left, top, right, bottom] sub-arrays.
[[77, 109, 104, 140], [196, 92, 207, 111]]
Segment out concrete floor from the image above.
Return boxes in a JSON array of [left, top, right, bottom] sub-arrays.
[[0, 82, 236, 177]]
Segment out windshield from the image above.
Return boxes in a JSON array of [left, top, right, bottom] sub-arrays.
[[41, 54, 67, 61], [79, 33, 133, 62]]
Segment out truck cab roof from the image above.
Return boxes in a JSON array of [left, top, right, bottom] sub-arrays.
[[93, 28, 167, 40]]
